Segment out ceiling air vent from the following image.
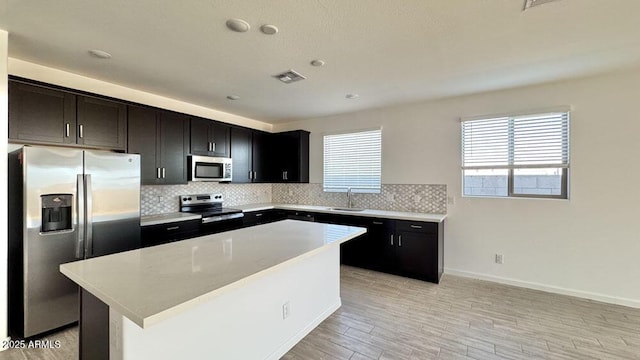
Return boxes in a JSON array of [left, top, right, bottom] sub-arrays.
[[524, 0, 563, 10], [273, 69, 306, 84]]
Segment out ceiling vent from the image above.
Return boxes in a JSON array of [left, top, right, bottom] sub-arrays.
[[273, 70, 306, 84], [523, 0, 563, 10]]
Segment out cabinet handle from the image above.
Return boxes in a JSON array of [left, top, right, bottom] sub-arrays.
[[390, 234, 394, 246], [410, 225, 423, 229], [157, 167, 161, 179], [399, 235, 402, 247], [211, 142, 216, 152], [255, 213, 263, 217], [372, 221, 383, 225], [166, 226, 180, 231], [65, 123, 70, 137], [253, 171, 257, 180], [78, 124, 84, 138], [162, 168, 166, 179]]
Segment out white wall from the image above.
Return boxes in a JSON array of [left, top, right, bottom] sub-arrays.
[[275, 67, 640, 307], [0, 30, 9, 344], [8, 59, 272, 132]]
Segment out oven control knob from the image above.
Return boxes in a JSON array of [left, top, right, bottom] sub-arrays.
[[183, 197, 188, 201], [188, 197, 192, 201]]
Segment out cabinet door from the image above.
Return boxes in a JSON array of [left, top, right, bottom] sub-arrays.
[[272, 130, 309, 183], [9, 81, 76, 145], [76, 96, 126, 150], [395, 231, 438, 282], [368, 219, 395, 272], [189, 117, 211, 156], [230, 127, 252, 183], [127, 106, 160, 185], [252, 131, 275, 182], [209, 122, 230, 157], [159, 112, 189, 184]]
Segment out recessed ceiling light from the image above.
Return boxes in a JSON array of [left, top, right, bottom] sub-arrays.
[[260, 24, 278, 35], [88, 49, 112, 59], [226, 19, 250, 33], [310, 59, 325, 67], [345, 94, 359, 99], [227, 95, 240, 100]]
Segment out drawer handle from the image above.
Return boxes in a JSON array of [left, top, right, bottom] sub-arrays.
[[372, 221, 383, 225], [166, 226, 180, 231], [399, 235, 402, 247], [410, 225, 423, 229], [390, 234, 394, 246], [65, 123, 70, 137], [255, 213, 263, 217]]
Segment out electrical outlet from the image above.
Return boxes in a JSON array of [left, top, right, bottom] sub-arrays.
[[386, 193, 395, 202], [447, 196, 455, 205], [495, 254, 504, 264], [282, 301, 290, 320], [413, 195, 422, 203]]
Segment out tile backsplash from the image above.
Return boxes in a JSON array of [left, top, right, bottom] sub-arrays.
[[141, 182, 446, 216], [141, 183, 272, 215], [273, 183, 447, 214]]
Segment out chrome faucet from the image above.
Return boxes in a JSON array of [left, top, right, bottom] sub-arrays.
[[346, 187, 353, 208]]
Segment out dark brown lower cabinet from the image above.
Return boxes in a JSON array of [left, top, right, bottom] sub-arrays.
[[329, 215, 443, 283], [141, 219, 201, 247]]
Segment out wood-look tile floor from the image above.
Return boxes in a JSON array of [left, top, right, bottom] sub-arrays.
[[3, 266, 639, 359]]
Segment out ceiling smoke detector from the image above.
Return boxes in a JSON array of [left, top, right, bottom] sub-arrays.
[[273, 69, 306, 84], [524, 0, 563, 10]]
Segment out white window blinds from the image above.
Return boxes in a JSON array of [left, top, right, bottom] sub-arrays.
[[462, 112, 570, 170], [323, 129, 381, 193]]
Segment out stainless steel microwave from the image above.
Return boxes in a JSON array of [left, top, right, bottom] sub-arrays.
[[188, 156, 232, 182]]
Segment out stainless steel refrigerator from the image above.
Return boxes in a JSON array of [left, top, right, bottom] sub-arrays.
[[8, 146, 141, 338]]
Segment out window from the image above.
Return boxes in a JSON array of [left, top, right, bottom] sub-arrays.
[[462, 110, 570, 199], [323, 129, 381, 193]]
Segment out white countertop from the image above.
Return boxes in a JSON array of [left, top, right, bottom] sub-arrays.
[[234, 203, 447, 223], [60, 220, 366, 329], [141, 212, 201, 226]]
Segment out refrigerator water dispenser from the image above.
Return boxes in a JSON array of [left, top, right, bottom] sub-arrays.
[[41, 194, 72, 232]]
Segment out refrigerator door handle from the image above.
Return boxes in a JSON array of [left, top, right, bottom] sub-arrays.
[[76, 174, 85, 259], [85, 174, 93, 258]]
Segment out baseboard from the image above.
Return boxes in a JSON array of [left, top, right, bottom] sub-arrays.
[[0, 336, 11, 352], [265, 299, 342, 360], [444, 268, 640, 309]]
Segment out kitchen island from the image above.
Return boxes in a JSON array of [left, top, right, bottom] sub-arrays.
[[60, 220, 366, 360]]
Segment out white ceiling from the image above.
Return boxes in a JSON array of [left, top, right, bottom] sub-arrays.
[[1, 0, 640, 124]]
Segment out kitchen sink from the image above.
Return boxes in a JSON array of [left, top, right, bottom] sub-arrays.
[[328, 207, 365, 212]]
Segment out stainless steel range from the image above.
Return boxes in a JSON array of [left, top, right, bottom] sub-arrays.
[[179, 194, 243, 232]]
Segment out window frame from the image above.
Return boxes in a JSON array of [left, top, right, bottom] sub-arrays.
[[461, 108, 570, 200], [322, 127, 382, 194]]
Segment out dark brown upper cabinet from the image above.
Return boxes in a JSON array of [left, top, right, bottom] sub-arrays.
[[76, 96, 126, 150], [272, 130, 310, 183], [9, 79, 127, 151], [9, 81, 76, 145], [128, 105, 190, 185], [9, 80, 127, 150], [190, 117, 230, 158]]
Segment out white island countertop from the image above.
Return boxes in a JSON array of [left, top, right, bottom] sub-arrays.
[[60, 220, 365, 329], [234, 203, 447, 223]]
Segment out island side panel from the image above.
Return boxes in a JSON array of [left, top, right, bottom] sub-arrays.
[[111, 246, 341, 360], [80, 289, 109, 360]]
